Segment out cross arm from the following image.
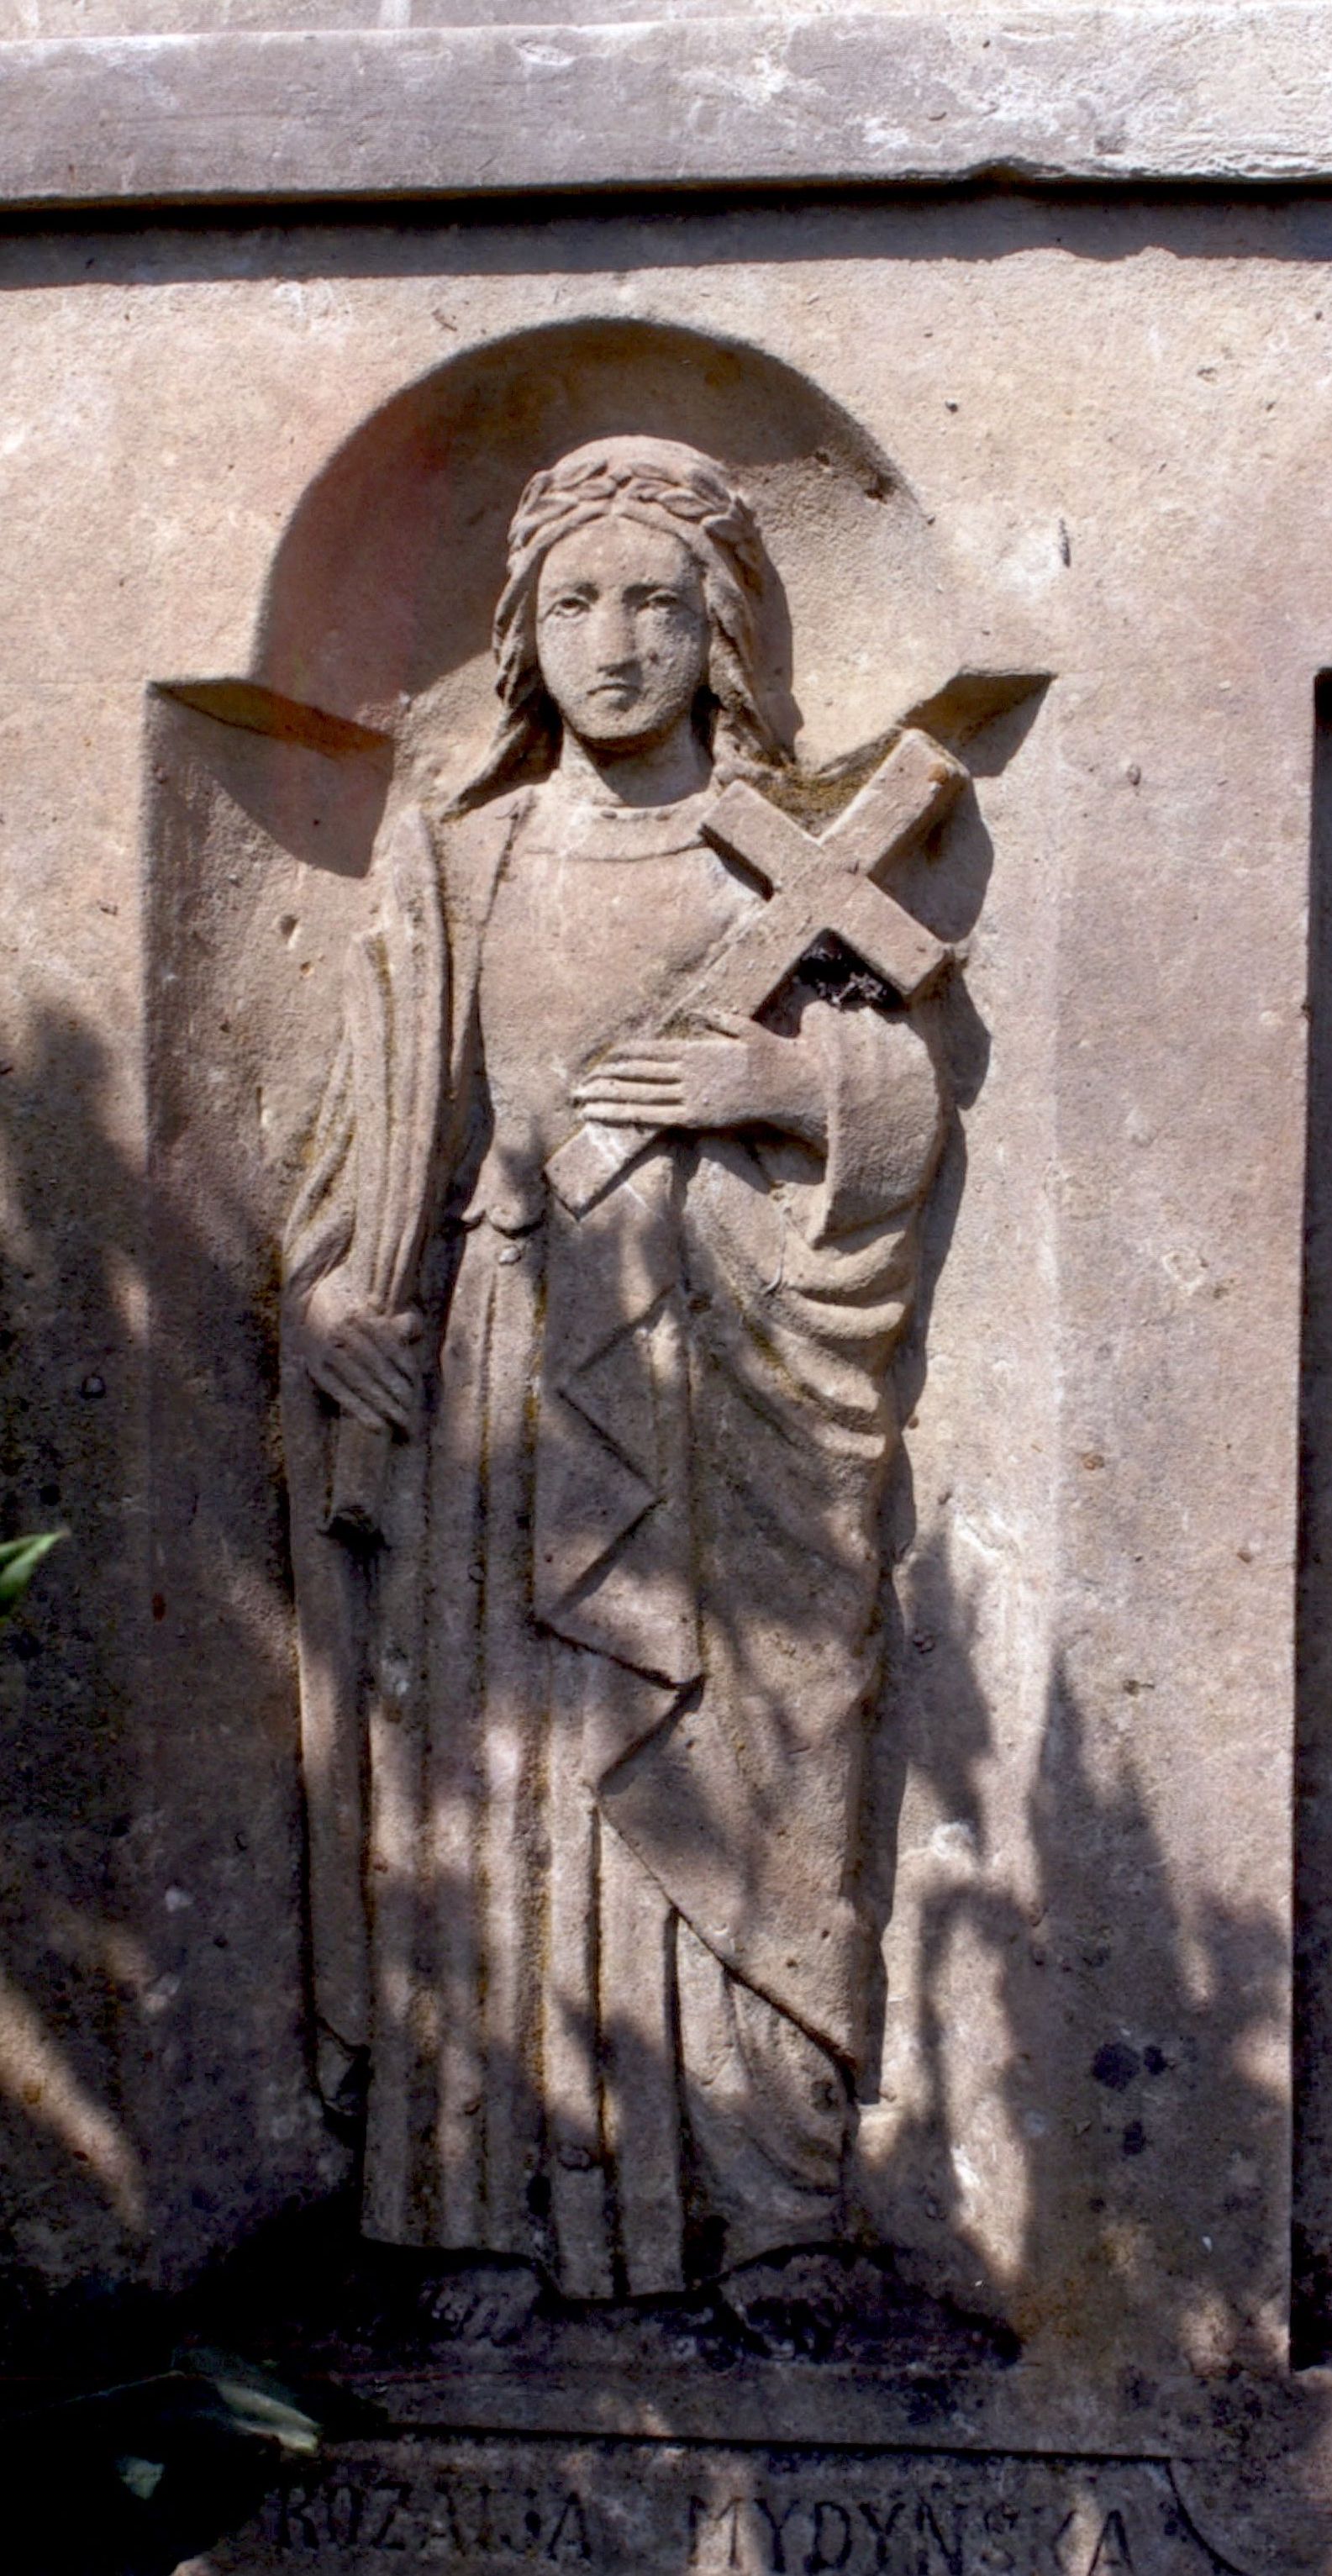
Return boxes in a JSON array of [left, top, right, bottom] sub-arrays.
[[700, 807, 951, 1013], [826, 726, 967, 874], [547, 728, 966, 1217]]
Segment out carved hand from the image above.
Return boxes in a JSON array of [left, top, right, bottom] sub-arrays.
[[572, 1012, 827, 1147], [300, 1269, 423, 1435]]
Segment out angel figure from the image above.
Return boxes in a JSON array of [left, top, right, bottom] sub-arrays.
[[282, 435, 950, 2299]]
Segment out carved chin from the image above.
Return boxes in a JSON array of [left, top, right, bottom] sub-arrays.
[[569, 702, 677, 746]]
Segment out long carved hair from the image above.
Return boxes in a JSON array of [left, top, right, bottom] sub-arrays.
[[449, 435, 787, 811]]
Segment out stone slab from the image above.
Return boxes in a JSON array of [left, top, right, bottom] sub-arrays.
[[6, 179, 1332, 2576], [0, 10, 1331, 210], [182, 2436, 1263, 2576], [0, 185, 1314, 2326]]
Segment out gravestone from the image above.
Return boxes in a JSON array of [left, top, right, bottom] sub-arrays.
[[5, 10, 1332, 2573]]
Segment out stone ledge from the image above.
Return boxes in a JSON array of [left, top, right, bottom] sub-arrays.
[[1, 8, 1331, 209]]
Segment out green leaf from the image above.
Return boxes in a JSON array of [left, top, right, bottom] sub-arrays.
[[176, 2349, 323, 2457], [114, 2455, 166, 2501], [0, 1530, 66, 1615]]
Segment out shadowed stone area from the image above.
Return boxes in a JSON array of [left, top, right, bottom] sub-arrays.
[[6, 52, 1332, 2569]]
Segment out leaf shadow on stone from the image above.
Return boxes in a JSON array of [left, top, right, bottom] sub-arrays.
[[0, 1009, 155, 2274], [0, 590, 1326, 2575], [3, 965, 1332, 2572], [0, 990, 356, 2570]]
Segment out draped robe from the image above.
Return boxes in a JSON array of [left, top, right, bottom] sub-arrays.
[[282, 771, 944, 2297]]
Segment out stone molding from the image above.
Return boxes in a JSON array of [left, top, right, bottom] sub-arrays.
[[2, 8, 1332, 211]]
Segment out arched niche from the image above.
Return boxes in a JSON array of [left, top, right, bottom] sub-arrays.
[[137, 321, 988, 2280], [251, 314, 956, 796]]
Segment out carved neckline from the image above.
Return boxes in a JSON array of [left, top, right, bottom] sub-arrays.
[[540, 769, 713, 820], [514, 779, 719, 863]]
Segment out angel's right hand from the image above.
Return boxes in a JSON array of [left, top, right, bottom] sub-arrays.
[[299, 1270, 423, 1435]]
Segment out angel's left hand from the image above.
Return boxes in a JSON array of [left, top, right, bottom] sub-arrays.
[[572, 1012, 827, 1147]]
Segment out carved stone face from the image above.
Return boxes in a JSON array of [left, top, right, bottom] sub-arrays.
[[534, 516, 709, 756]]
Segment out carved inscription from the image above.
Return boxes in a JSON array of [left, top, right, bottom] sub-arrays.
[[264, 2475, 591, 2561], [223, 2442, 1233, 2576], [684, 2489, 1142, 2573]]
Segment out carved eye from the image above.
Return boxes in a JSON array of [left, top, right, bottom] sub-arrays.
[[544, 593, 590, 619]]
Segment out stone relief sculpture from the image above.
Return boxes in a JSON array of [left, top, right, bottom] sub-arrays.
[[282, 435, 967, 2300]]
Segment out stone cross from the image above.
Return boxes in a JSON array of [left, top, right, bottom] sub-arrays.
[[545, 724, 966, 1217]]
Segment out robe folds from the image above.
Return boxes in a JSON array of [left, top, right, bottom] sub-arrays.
[[282, 777, 944, 2297]]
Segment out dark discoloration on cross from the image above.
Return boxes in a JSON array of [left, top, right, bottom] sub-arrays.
[[546, 726, 966, 1217]]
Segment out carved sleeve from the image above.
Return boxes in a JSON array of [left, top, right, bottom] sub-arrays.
[[282, 1030, 356, 1304], [282, 804, 449, 1314], [802, 1000, 945, 1246]]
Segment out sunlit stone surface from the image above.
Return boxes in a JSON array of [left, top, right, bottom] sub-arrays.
[[4, 17, 1332, 2572]]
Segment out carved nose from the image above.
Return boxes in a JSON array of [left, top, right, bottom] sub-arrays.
[[587, 601, 638, 666]]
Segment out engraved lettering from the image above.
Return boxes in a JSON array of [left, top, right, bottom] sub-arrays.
[[804, 2500, 853, 2571], [689, 2496, 745, 2568], [1052, 2510, 1081, 2576], [1087, 2511, 1135, 2574], [917, 2495, 964, 2576], [424, 2478, 469, 2557], [546, 2492, 592, 2563], [244, 2449, 1196, 2573], [379, 2489, 422, 2551], [282, 2483, 330, 2550], [754, 2498, 804, 2573], [330, 2484, 364, 2547], [487, 2491, 524, 2556], [857, 2500, 905, 2568], [978, 2499, 1020, 2573]]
